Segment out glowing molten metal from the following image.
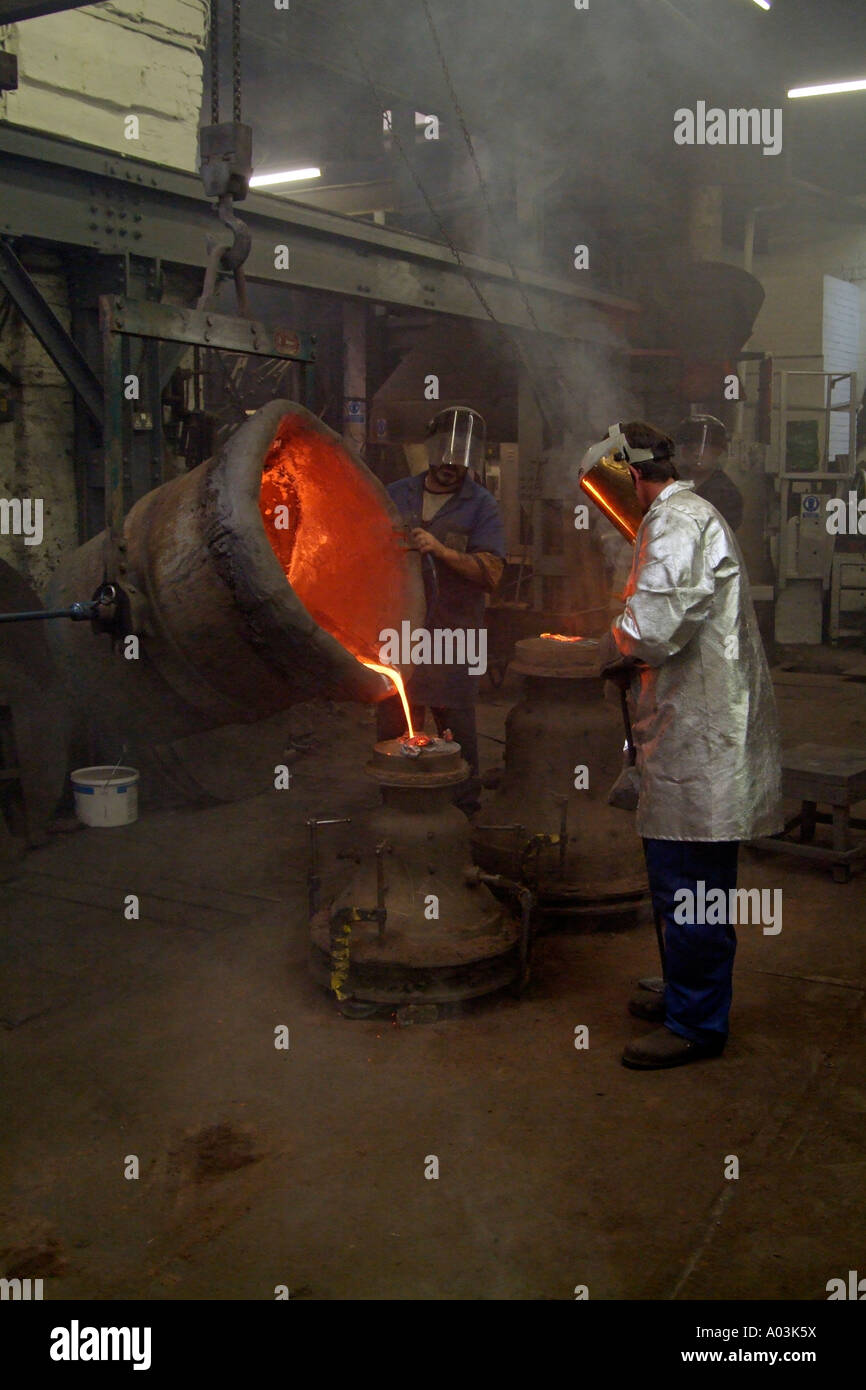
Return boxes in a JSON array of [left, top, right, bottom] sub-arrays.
[[356, 659, 416, 738], [259, 413, 416, 735]]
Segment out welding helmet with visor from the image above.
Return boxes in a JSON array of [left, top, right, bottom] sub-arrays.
[[426, 406, 486, 480], [577, 423, 659, 543]]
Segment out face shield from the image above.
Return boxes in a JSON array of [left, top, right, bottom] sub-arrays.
[[426, 407, 486, 484], [578, 424, 652, 543], [675, 415, 726, 480]]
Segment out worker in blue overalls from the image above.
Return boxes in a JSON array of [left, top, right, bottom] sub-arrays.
[[378, 406, 506, 817]]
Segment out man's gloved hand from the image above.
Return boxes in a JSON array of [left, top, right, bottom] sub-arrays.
[[597, 628, 637, 688], [596, 628, 618, 666]]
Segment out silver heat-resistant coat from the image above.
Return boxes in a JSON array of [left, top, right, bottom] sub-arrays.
[[611, 481, 782, 841]]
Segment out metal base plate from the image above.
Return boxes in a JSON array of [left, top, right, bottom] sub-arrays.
[[309, 941, 521, 1005]]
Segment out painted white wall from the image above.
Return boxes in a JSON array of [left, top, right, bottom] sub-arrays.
[[822, 274, 859, 460], [0, 6, 208, 593], [0, 0, 208, 171], [749, 220, 866, 390], [745, 219, 866, 466]]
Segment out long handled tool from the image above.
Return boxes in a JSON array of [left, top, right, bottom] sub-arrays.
[[619, 686, 635, 764]]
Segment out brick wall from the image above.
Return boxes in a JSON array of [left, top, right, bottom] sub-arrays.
[[0, 5, 208, 596], [0, 0, 208, 171], [0, 264, 77, 594]]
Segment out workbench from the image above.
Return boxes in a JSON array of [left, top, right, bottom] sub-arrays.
[[752, 742, 866, 882]]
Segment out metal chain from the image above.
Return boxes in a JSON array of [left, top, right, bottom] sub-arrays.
[[232, 0, 242, 123], [210, 0, 219, 124], [342, 0, 568, 596], [339, 13, 500, 330], [418, 0, 544, 342], [339, 1, 556, 442], [340, 19, 554, 599], [210, 0, 241, 124], [417, 0, 561, 453]]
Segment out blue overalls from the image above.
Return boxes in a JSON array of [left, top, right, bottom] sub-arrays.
[[643, 839, 740, 1044], [379, 471, 505, 813]]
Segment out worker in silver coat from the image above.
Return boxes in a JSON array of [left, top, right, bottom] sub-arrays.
[[587, 420, 782, 1070]]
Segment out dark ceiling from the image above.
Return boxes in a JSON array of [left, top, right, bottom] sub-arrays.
[[201, 2, 866, 439], [231, 0, 866, 198]]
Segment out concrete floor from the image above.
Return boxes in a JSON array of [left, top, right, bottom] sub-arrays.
[[2, 659, 866, 1301]]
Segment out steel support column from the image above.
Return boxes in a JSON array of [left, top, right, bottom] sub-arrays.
[[0, 237, 103, 425], [342, 301, 367, 456]]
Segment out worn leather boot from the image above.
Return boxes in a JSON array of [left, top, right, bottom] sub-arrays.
[[628, 976, 665, 1021], [628, 989, 665, 1021], [622, 1026, 725, 1069]]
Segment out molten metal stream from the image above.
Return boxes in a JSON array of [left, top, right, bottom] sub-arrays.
[[359, 659, 415, 738]]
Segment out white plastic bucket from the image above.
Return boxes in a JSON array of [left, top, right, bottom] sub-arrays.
[[70, 766, 139, 827]]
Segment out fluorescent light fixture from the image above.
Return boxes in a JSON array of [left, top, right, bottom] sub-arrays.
[[788, 77, 866, 99], [249, 167, 322, 188], [752, 0, 771, 10]]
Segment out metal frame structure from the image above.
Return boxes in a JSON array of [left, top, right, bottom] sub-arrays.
[[99, 294, 315, 536], [765, 367, 859, 644], [0, 237, 103, 424], [752, 743, 866, 883], [0, 125, 636, 340], [1, 123, 637, 581], [775, 368, 856, 587]]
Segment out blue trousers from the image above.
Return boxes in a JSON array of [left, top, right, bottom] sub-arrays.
[[642, 838, 740, 1045]]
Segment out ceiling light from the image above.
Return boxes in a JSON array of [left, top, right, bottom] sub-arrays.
[[788, 78, 866, 99], [752, 0, 771, 10], [249, 168, 322, 188]]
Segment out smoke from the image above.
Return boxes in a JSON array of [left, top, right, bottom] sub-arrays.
[[248, 0, 861, 277], [531, 336, 640, 601], [241, 0, 840, 574]]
